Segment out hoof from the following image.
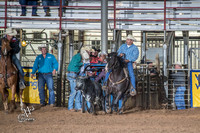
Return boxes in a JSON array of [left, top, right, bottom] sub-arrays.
[[92, 113, 97, 116], [106, 108, 111, 114]]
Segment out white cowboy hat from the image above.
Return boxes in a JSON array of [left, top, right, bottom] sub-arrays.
[[81, 46, 91, 52], [4, 28, 17, 36], [38, 44, 48, 51], [173, 61, 182, 66], [81, 49, 90, 60], [126, 34, 136, 41], [98, 51, 107, 56]]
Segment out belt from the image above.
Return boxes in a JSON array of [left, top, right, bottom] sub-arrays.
[[68, 71, 77, 74], [40, 72, 52, 75]]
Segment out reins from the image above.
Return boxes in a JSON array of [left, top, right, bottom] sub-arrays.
[[108, 68, 129, 86]]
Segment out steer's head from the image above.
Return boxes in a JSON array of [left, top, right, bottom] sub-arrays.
[[75, 76, 88, 91]]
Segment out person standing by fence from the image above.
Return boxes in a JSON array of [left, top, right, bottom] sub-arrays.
[[67, 53, 83, 112], [31, 44, 58, 107], [19, 0, 39, 16], [171, 62, 186, 110]]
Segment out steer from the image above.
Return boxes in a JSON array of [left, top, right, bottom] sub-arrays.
[[75, 76, 105, 115]]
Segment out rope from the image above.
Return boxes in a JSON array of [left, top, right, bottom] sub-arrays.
[[108, 68, 128, 85]]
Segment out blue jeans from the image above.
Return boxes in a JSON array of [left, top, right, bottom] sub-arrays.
[[105, 62, 136, 88], [175, 86, 186, 110], [67, 72, 81, 110], [19, 0, 37, 15], [38, 73, 55, 105], [12, 55, 25, 81], [42, 0, 65, 12]]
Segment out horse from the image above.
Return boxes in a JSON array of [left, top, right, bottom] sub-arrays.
[[105, 52, 133, 114], [0, 38, 23, 113]]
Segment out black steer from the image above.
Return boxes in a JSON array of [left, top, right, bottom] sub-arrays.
[[75, 76, 105, 115]]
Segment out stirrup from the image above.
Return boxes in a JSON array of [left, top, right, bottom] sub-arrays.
[[130, 88, 137, 96], [19, 81, 26, 90], [102, 86, 107, 90]]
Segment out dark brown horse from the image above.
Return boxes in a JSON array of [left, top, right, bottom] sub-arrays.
[[105, 52, 132, 114], [0, 38, 23, 113]]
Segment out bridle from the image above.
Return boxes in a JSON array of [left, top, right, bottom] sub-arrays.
[[107, 55, 129, 86]]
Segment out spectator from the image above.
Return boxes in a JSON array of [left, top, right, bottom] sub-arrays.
[[0, 28, 26, 89], [95, 52, 107, 82], [170, 62, 186, 110], [42, 0, 66, 17], [89, 48, 100, 64], [80, 46, 90, 76], [31, 44, 58, 107], [19, 0, 38, 16], [67, 53, 83, 112]]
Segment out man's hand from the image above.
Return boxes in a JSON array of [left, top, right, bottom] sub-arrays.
[[52, 69, 56, 75], [125, 60, 130, 63], [31, 74, 34, 79], [120, 53, 124, 57]]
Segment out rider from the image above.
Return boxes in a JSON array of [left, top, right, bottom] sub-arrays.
[[104, 34, 139, 96], [0, 28, 26, 89]]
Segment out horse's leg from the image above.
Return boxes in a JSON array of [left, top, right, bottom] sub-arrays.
[[119, 94, 131, 114], [9, 85, 17, 113], [0, 87, 9, 113], [101, 96, 106, 114], [105, 92, 111, 113], [113, 91, 123, 113]]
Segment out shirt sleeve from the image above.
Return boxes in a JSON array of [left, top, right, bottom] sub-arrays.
[[117, 44, 124, 56], [31, 56, 39, 74], [10, 38, 20, 54], [52, 55, 59, 71]]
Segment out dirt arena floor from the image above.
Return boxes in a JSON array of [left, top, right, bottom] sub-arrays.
[[0, 104, 200, 133]]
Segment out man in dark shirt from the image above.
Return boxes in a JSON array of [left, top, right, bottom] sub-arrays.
[[0, 28, 25, 89]]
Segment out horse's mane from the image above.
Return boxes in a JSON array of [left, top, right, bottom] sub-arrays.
[[108, 52, 125, 70]]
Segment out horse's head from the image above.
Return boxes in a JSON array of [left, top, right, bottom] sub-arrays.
[[107, 52, 124, 71], [1, 38, 12, 56]]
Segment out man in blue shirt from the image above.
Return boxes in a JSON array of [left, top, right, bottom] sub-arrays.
[[31, 44, 58, 107], [104, 34, 139, 97], [117, 34, 139, 96]]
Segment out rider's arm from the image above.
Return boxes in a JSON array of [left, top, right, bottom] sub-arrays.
[[10, 37, 20, 54]]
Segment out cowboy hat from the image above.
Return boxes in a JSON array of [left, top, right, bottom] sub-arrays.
[[173, 61, 182, 66], [4, 28, 17, 36], [38, 44, 48, 51], [80, 49, 90, 60], [126, 34, 136, 41]]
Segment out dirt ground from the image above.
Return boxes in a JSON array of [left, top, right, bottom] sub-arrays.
[[0, 104, 200, 133]]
